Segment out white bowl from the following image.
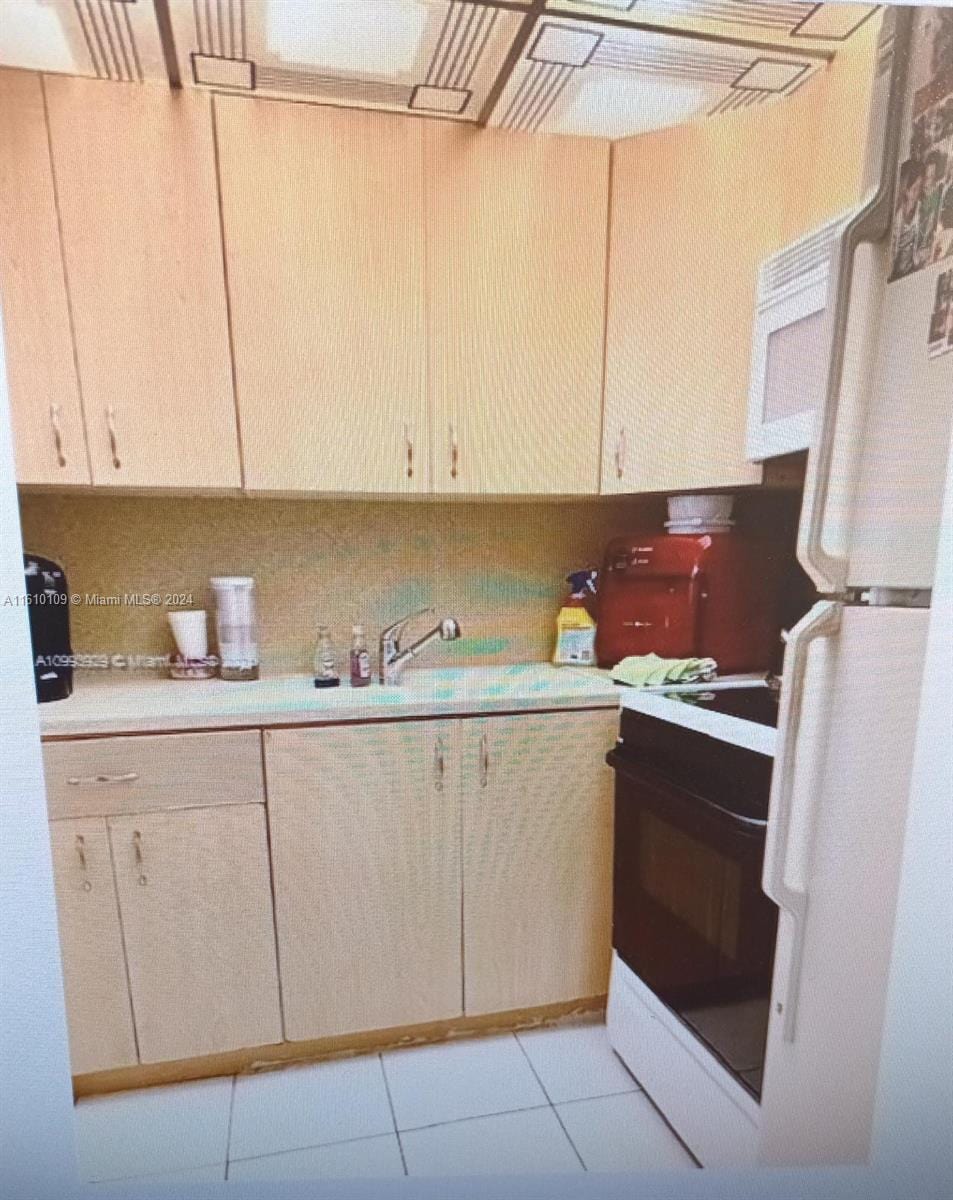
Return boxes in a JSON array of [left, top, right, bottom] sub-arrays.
[[667, 494, 735, 525]]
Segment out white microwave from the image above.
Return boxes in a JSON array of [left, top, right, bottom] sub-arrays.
[[746, 213, 851, 461]]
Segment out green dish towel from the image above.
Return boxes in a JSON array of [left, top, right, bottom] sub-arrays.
[[610, 653, 718, 688]]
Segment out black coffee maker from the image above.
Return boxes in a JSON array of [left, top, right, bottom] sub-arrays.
[[24, 553, 73, 702]]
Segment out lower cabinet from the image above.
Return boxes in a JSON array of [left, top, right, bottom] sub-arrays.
[[265, 709, 617, 1041], [460, 711, 617, 1015], [265, 722, 463, 1041], [108, 805, 282, 1063], [49, 818, 138, 1075], [49, 785, 283, 1073]]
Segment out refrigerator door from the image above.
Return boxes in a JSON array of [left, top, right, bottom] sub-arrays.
[[759, 602, 930, 1165], [799, 8, 953, 595]]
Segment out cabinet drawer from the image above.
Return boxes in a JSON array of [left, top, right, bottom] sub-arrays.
[[43, 732, 264, 820]]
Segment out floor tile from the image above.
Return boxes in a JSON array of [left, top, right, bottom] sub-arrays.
[[402, 1107, 583, 1178], [517, 1020, 639, 1103], [227, 1134, 405, 1182], [556, 1092, 697, 1171], [228, 1056, 394, 1160], [381, 1034, 548, 1130], [74, 1077, 233, 1182]]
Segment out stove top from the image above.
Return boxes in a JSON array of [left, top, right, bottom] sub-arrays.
[[657, 685, 780, 729]]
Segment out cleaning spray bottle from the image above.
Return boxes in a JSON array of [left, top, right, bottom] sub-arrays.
[[553, 570, 598, 666]]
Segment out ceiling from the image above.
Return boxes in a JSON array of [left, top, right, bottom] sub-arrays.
[[0, 1, 880, 139]]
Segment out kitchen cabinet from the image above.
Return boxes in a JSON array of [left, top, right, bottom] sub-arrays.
[[108, 804, 282, 1063], [602, 30, 876, 496], [265, 722, 463, 1040], [49, 818, 138, 1075], [43, 77, 240, 489], [215, 98, 429, 495], [460, 710, 617, 1015], [0, 71, 89, 485], [426, 125, 609, 495]]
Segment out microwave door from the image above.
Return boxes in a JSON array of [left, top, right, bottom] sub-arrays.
[[746, 276, 828, 462]]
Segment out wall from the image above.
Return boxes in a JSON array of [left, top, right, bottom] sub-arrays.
[[18, 494, 663, 679], [18, 489, 807, 682]]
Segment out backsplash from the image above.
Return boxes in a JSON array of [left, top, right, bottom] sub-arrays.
[[18, 494, 666, 678]]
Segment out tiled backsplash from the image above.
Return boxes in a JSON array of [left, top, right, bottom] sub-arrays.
[[18, 494, 665, 677]]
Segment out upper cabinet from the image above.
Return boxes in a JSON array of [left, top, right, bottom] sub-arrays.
[[601, 23, 878, 496], [0, 71, 89, 485], [216, 99, 429, 495], [43, 78, 241, 489], [426, 126, 609, 496]]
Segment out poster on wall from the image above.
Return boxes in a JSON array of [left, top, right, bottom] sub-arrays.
[[927, 268, 953, 358], [889, 8, 953, 282]]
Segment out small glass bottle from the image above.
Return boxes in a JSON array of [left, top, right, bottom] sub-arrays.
[[350, 625, 371, 687], [313, 624, 340, 689]]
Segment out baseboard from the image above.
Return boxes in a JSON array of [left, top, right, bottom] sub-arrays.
[[73, 995, 606, 1098]]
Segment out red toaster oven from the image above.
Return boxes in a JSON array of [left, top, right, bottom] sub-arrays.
[[595, 532, 784, 674]]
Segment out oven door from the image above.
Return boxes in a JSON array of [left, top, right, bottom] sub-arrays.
[[610, 751, 778, 1098], [747, 270, 830, 462]]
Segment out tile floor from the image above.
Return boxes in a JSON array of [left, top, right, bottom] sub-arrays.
[[75, 1016, 698, 1185]]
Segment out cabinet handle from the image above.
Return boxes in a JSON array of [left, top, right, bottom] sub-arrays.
[[433, 735, 445, 792], [615, 427, 627, 481], [75, 834, 92, 892], [132, 829, 147, 886], [49, 403, 67, 468], [67, 772, 139, 786], [449, 424, 459, 481], [479, 732, 490, 790], [404, 423, 414, 480], [106, 405, 122, 470]]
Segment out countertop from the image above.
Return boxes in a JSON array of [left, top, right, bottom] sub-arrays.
[[38, 664, 622, 738]]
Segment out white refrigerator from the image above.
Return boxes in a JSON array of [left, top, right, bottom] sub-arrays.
[[759, 6, 953, 1166]]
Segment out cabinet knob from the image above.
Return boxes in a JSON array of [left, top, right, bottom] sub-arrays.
[[404, 423, 414, 480], [615, 427, 627, 481], [132, 829, 147, 887], [67, 772, 139, 786], [449, 424, 459, 481], [75, 834, 92, 892], [479, 732, 490, 790], [49, 403, 66, 469], [106, 405, 122, 470], [433, 736, 445, 792]]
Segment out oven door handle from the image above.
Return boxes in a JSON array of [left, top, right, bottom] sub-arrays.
[[762, 600, 841, 1043], [607, 751, 768, 832]]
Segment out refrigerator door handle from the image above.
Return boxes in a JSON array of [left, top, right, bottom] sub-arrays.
[[763, 600, 842, 1042], [797, 10, 911, 596]]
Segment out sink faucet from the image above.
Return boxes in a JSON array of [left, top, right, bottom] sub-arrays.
[[379, 607, 461, 685]]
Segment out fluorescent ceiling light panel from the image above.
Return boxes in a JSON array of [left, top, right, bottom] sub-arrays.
[[564, 72, 709, 138], [733, 58, 808, 92], [0, 0, 75, 72], [265, 0, 430, 74], [530, 23, 602, 67], [792, 4, 874, 40]]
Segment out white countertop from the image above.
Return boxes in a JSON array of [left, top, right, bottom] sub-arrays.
[[38, 664, 621, 738], [619, 687, 777, 756]]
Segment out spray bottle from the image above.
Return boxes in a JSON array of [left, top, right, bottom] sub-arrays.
[[553, 570, 598, 666]]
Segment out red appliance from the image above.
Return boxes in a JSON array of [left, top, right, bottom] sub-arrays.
[[596, 532, 784, 673]]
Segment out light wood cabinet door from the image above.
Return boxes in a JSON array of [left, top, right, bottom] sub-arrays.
[[49, 818, 138, 1074], [216, 98, 428, 495], [0, 71, 89, 485], [43, 77, 240, 489], [426, 126, 609, 496], [108, 804, 281, 1063], [461, 710, 617, 1015], [265, 722, 462, 1040]]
